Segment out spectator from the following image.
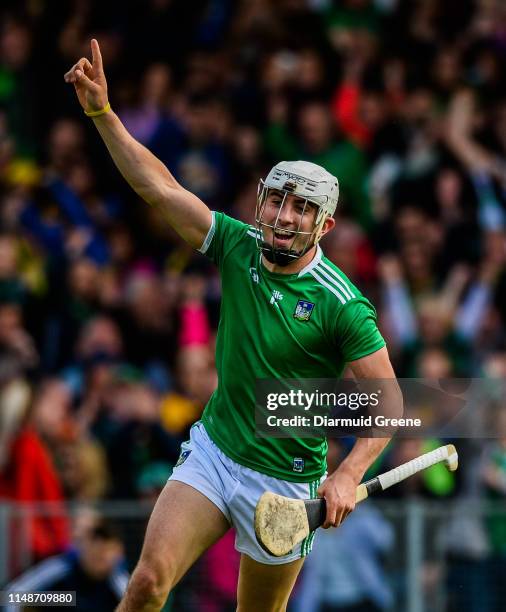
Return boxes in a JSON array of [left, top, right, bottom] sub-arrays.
[[106, 381, 180, 498], [4, 518, 128, 612], [0, 377, 70, 573], [265, 100, 371, 227]]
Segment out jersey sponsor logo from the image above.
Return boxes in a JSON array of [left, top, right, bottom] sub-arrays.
[[293, 300, 315, 321], [270, 289, 284, 307], [293, 457, 305, 473], [249, 267, 259, 283], [175, 449, 192, 467]]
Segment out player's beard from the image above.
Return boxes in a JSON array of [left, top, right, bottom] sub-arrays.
[[260, 234, 313, 267], [261, 243, 297, 266]]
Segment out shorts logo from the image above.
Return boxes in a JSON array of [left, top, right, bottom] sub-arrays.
[[293, 458, 305, 473], [293, 300, 314, 322], [175, 449, 192, 467]]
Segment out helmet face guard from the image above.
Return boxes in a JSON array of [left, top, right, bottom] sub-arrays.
[[255, 180, 327, 267]]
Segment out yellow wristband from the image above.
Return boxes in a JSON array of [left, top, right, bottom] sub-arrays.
[[84, 102, 111, 118]]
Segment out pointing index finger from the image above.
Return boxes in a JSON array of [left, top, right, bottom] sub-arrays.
[[91, 38, 103, 72]]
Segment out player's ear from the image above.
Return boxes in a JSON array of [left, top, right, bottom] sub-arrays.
[[321, 216, 335, 237]]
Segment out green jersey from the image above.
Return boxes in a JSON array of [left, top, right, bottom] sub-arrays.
[[200, 212, 385, 482]]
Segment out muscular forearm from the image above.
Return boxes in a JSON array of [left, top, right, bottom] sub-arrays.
[[318, 436, 391, 528], [334, 437, 390, 484], [65, 40, 212, 249], [90, 110, 211, 248], [340, 347, 399, 482], [92, 110, 178, 205]]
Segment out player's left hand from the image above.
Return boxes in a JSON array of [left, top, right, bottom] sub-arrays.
[[317, 470, 358, 528]]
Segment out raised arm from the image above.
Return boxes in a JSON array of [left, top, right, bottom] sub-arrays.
[[64, 39, 212, 250]]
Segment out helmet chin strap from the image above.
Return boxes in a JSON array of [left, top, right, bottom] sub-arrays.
[[261, 243, 303, 267]]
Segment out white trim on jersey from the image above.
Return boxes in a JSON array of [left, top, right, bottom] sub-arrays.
[[309, 269, 348, 304], [199, 211, 216, 254], [315, 261, 356, 300], [247, 225, 263, 240], [298, 244, 322, 278]]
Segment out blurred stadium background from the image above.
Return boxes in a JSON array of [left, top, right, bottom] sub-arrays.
[[0, 0, 506, 610]]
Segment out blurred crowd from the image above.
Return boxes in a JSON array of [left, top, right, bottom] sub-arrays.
[[1, 0, 506, 609]]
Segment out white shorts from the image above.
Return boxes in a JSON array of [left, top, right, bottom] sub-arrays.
[[169, 422, 324, 565]]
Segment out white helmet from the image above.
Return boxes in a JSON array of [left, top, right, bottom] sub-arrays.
[[255, 161, 339, 266], [261, 160, 339, 221]]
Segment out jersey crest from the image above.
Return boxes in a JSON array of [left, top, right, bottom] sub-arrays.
[[293, 300, 315, 322], [293, 457, 305, 473]]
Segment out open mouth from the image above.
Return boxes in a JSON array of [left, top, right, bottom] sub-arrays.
[[273, 229, 295, 244]]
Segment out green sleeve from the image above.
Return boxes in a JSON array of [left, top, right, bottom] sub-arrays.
[[199, 211, 252, 267], [334, 297, 385, 363]]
